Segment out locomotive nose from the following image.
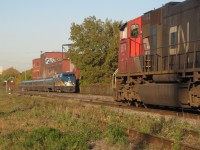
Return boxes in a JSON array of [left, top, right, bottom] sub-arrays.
[[65, 81, 74, 86]]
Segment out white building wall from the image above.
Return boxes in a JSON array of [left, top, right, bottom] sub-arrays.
[[0, 66, 3, 75]]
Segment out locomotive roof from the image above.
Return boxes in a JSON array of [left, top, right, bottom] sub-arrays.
[[53, 72, 75, 78], [163, 0, 199, 18]]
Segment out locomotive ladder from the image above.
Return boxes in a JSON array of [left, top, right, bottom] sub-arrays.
[[144, 55, 152, 72]]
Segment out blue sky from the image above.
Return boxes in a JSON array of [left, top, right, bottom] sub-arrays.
[[0, 0, 184, 72]]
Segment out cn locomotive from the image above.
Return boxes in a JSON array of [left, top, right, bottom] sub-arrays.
[[112, 0, 200, 109], [20, 72, 77, 93]]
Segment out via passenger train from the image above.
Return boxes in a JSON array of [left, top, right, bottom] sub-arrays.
[[20, 72, 77, 93]]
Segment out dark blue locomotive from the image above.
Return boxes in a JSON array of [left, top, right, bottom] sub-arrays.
[[20, 72, 76, 93]]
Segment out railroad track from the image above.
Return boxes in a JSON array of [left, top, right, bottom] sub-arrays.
[[125, 127, 200, 150], [98, 121, 200, 149], [19, 91, 200, 120], [18, 91, 200, 149]]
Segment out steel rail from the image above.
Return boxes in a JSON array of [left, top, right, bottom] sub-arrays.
[[19, 91, 200, 120]]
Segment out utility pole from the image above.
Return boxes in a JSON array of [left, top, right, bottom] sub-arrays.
[[25, 70, 27, 80], [62, 44, 72, 59]]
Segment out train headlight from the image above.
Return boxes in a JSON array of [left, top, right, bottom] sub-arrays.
[[65, 82, 73, 86]]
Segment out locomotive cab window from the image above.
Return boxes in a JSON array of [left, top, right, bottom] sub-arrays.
[[131, 24, 139, 38], [64, 74, 74, 77]]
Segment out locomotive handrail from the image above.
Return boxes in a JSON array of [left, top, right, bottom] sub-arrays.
[[140, 39, 200, 72], [142, 39, 200, 55], [112, 69, 118, 89]]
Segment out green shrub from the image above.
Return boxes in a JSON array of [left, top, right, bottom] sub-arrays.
[[106, 124, 128, 146], [150, 116, 166, 135], [2, 129, 26, 149], [24, 127, 66, 149]]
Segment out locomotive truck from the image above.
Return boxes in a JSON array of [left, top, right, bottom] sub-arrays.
[[112, 0, 200, 109]]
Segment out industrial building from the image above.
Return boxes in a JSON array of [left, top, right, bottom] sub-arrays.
[[32, 52, 79, 79]]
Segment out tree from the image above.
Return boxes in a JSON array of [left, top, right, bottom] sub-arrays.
[[21, 69, 32, 80], [16, 69, 32, 84], [2, 67, 20, 80], [0, 67, 20, 86], [0, 68, 32, 86], [68, 16, 120, 85]]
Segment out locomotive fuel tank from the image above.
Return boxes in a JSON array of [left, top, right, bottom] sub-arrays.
[[137, 83, 179, 107]]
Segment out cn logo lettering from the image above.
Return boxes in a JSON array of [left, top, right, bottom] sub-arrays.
[[169, 22, 189, 55]]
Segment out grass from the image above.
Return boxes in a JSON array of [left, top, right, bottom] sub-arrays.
[[0, 87, 200, 149]]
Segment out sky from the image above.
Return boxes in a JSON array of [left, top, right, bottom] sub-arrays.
[[0, 0, 184, 72]]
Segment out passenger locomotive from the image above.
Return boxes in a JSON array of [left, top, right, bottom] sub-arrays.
[[112, 0, 200, 109], [20, 72, 77, 93]]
